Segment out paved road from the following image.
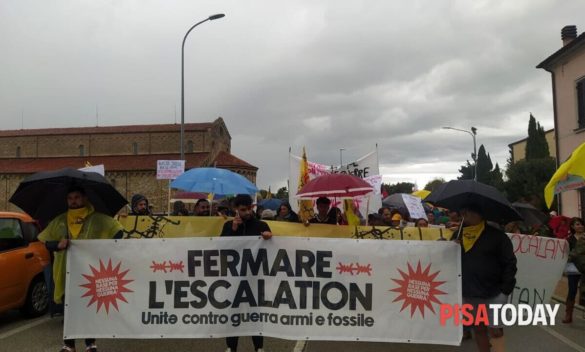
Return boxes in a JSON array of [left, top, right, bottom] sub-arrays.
[[1, 307, 584, 352]]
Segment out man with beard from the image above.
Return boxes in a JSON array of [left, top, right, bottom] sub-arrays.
[[220, 194, 271, 352], [193, 198, 211, 216], [130, 193, 151, 215], [38, 186, 124, 352]]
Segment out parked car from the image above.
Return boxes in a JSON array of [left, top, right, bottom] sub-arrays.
[[0, 212, 50, 317]]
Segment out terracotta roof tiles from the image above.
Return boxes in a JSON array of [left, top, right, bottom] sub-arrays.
[[0, 123, 213, 137], [0, 153, 209, 174], [213, 151, 257, 170]]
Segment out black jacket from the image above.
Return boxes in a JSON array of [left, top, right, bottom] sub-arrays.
[[220, 217, 271, 237], [461, 224, 517, 298]]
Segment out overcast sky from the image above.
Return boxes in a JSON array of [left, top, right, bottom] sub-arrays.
[[1, 0, 584, 190]]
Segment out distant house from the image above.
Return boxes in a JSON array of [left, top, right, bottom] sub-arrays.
[[0, 117, 257, 212], [508, 128, 556, 164], [537, 25, 585, 217]]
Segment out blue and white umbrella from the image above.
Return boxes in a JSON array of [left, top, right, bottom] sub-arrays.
[[258, 198, 283, 211], [171, 167, 258, 195]]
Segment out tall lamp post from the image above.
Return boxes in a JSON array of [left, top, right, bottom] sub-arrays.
[[180, 13, 225, 161], [442, 126, 478, 181]]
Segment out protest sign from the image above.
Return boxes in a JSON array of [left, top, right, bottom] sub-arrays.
[[289, 149, 382, 217], [64, 237, 461, 345], [157, 160, 185, 180]]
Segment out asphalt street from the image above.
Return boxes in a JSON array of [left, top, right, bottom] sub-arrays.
[[1, 306, 584, 352]]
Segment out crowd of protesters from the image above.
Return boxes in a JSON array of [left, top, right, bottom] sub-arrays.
[[38, 188, 584, 352]]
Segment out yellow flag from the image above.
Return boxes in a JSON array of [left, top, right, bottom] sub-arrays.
[[298, 147, 315, 222]]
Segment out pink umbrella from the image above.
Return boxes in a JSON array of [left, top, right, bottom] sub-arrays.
[[296, 174, 373, 198]]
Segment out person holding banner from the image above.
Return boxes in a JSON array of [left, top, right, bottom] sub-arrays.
[[307, 197, 337, 225], [220, 194, 272, 352], [564, 217, 585, 323], [457, 204, 517, 352], [39, 186, 124, 352], [193, 198, 211, 216], [130, 194, 151, 215]]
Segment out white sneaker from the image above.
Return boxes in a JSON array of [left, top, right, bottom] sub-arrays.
[[225, 349, 232, 352], [257, 349, 264, 352]]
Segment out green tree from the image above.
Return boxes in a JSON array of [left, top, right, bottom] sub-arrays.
[[505, 157, 556, 209], [525, 114, 550, 160], [489, 163, 505, 192], [424, 178, 445, 192], [476, 145, 493, 183], [458, 160, 474, 180], [275, 186, 289, 199], [504, 114, 556, 209], [382, 182, 415, 195], [458, 144, 504, 191]]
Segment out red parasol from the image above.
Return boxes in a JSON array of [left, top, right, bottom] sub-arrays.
[[296, 174, 373, 198]]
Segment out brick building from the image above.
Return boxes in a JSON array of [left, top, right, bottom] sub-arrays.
[[0, 117, 257, 212]]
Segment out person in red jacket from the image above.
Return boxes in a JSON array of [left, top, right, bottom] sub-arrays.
[[549, 213, 571, 239]]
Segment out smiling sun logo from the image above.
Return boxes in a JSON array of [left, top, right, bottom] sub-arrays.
[[80, 259, 133, 314], [389, 261, 446, 318]]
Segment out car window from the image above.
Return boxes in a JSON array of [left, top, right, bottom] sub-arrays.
[[0, 218, 26, 252], [21, 221, 39, 242]]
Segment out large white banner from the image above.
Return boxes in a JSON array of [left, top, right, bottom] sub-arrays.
[[64, 237, 462, 345], [507, 234, 568, 307], [289, 149, 382, 217]]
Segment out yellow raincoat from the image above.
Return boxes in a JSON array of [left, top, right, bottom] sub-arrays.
[[38, 204, 123, 303]]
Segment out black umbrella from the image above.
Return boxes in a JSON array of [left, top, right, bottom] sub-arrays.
[[9, 168, 127, 222], [382, 193, 416, 217], [426, 180, 521, 223], [512, 202, 548, 227]]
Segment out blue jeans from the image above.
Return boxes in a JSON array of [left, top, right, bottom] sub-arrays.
[[567, 274, 581, 301]]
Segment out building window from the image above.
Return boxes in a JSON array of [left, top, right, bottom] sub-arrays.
[[16, 146, 21, 158], [79, 145, 85, 157], [578, 79, 585, 129], [133, 142, 138, 155], [187, 140, 194, 153]]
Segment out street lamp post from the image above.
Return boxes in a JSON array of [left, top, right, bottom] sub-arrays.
[[442, 126, 478, 181], [180, 13, 225, 161]]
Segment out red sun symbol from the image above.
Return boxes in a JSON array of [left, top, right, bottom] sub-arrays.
[[389, 261, 446, 318], [80, 259, 134, 314]]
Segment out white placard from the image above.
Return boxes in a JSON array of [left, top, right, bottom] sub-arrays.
[[79, 164, 105, 176], [401, 194, 427, 220], [157, 160, 185, 180]]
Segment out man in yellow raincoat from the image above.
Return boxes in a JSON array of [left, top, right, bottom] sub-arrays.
[[39, 186, 124, 352]]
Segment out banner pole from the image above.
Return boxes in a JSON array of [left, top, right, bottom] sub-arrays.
[[168, 180, 171, 215], [365, 197, 370, 226]]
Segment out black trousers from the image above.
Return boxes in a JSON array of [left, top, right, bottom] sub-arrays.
[[226, 336, 263, 351], [63, 338, 96, 348]]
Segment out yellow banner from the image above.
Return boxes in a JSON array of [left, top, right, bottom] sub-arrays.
[[118, 216, 453, 241]]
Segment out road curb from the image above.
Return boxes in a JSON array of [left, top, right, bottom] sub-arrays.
[[551, 295, 585, 311]]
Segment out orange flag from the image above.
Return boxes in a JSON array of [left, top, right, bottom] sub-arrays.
[[298, 147, 315, 222]]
